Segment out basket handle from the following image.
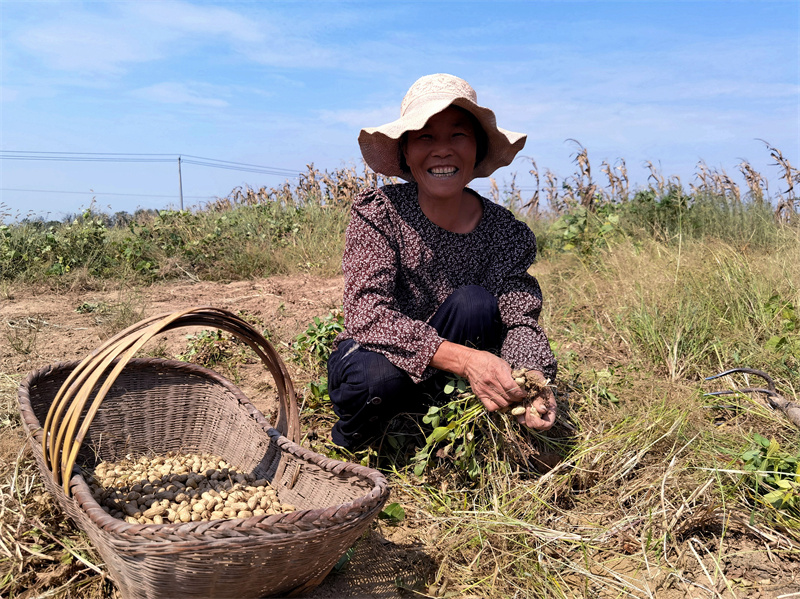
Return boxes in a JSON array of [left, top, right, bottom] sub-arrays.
[[41, 306, 300, 495]]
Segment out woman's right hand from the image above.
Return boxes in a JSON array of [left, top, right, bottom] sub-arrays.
[[462, 350, 527, 411], [431, 341, 526, 411]]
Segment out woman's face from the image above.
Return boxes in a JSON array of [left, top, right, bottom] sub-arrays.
[[403, 106, 478, 203]]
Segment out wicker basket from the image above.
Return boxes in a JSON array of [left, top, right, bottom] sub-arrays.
[[17, 307, 390, 599]]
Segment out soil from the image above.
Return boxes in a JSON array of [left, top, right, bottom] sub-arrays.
[[2, 276, 799, 599]]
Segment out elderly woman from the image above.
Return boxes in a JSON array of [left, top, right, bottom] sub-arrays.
[[328, 73, 557, 450]]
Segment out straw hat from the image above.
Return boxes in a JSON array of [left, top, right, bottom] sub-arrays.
[[358, 73, 526, 181]]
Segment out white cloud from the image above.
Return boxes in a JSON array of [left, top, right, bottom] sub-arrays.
[[9, 1, 341, 75], [16, 16, 164, 74], [125, 1, 263, 42], [130, 82, 229, 107]]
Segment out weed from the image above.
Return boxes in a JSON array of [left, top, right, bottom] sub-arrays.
[[75, 301, 101, 314], [146, 338, 171, 360], [305, 378, 330, 406], [2, 147, 797, 286], [547, 203, 621, 254], [4, 316, 43, 355], [572, 367, 622, 405], [292, 310, 344, 372], [177, 330, 249, 377], [378, 502, 406, 524], [742, 433, 800, 512], [763, 293, 800, 357]]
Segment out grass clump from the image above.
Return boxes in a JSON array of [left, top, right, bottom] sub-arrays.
[[112, 203, 348, 281]]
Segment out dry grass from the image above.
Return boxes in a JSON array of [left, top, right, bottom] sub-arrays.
[[0, 371, 108, 598], [386, 375, 799, 598]]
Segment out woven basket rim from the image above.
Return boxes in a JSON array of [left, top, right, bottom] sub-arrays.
[[19, 358, 390, 543]]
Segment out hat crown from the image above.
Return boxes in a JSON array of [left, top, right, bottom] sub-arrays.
[[400, 73, 477, 116]]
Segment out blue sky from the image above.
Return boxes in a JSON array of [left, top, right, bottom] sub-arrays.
[[1, 0, 798, 220]]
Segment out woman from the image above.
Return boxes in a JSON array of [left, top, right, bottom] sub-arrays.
[[328, 73, 557, 450]]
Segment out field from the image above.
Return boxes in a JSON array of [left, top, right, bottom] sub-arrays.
[[1, 149, 799, 598]]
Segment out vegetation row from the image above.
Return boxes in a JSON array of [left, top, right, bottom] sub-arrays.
[[1, 142, 798, 284]]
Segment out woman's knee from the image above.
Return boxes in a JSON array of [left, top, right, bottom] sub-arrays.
[[327, 341, 418, 448], [445, 285, 499, 318], [328, 341, 411, 405], [429, 285, 501, 349]]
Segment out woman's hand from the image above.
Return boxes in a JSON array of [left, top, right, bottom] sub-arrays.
[[430, 341, 526, 411], [515, 370, 557, 430], [430, 342, 557, 422], [462, 350, 527, 412]]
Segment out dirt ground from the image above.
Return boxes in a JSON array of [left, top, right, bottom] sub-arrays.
[[2, 276, 799, 599], [1, 275, 432, 599]]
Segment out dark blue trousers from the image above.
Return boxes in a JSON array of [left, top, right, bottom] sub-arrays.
[[328, 285, 502, 449]]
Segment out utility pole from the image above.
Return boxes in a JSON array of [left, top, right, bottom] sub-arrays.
[[178, 155, 184, 210]]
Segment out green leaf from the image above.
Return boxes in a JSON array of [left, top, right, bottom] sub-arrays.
[[765, 335, 786, 351], [333, 546, 356, 572], [763, 489, 787, 508], [379, 502, 406, 523], [767, 438, 781, 457], [443, 382, 455, 395], [422, 412, 438, 425], [753, 433, 771, 448], [427, 425, 454, 444], [386, 435, 402, 450], [426, 405, 441, 415], [742, 449, 761, 462]]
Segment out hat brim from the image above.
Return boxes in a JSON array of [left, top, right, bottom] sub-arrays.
[[358, 97, 526, 182]]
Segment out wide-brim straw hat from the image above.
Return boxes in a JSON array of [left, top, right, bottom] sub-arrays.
[[358, 73, 526, 182]]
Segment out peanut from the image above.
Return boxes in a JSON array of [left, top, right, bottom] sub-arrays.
[[87, 451, 297, 525]]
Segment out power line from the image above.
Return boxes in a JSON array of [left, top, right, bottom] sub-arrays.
[[180, 159, 298, 176], [1, 155, 175, 163], [181, 154, 300, 176], [0, 187, 212, 200], [1, 150, 176, 156], [0, 150, 301, 177]]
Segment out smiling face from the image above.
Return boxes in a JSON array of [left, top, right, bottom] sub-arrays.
[[402, 105, 478, 204]]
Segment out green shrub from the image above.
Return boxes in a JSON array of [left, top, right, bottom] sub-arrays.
[[292, 311, 344, 369], [546, 204, 621, 254]]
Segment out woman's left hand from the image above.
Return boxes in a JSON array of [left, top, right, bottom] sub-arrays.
[[515, 372, 557, 430]]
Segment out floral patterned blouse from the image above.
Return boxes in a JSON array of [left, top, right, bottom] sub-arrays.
[[335, 182, 557, 383]]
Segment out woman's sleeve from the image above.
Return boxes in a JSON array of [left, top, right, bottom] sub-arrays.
[[492, 219, 558, 381], [341, 189, 443, 382]]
